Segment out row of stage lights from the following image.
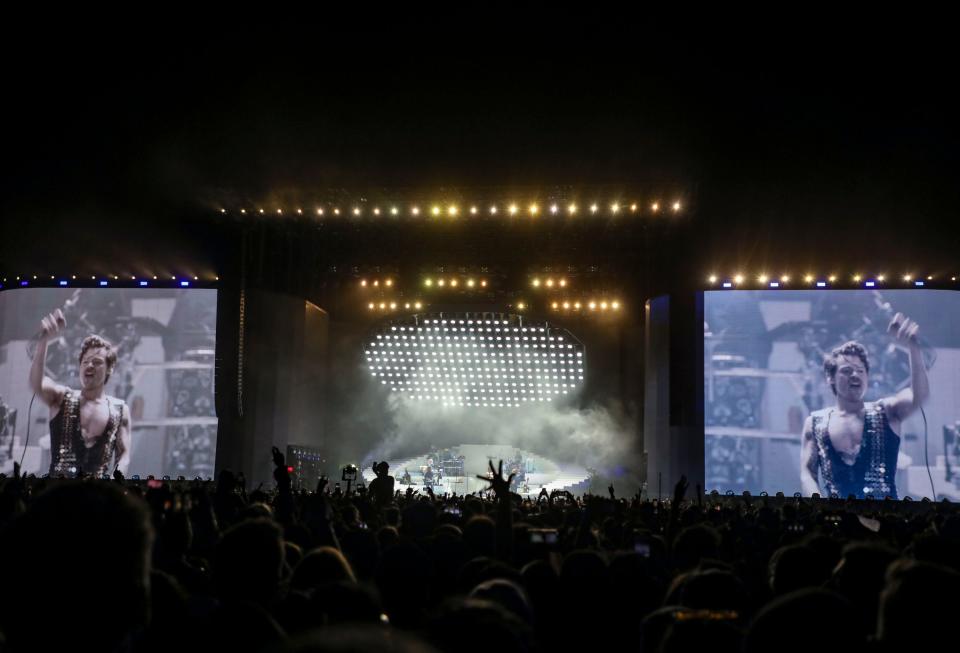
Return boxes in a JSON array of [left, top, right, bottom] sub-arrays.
[[550, 300, 621, 311], [531, 278, 568, 289], [360, 278, 394, 288], [221, 201, 683, 218], [369, 301, 424, 312], [1, 275, 218, 290], [360, 278, 493, 290], [365, 298, 620, 315], [709, 273, 959, 289], [424, 278, 488, 288]]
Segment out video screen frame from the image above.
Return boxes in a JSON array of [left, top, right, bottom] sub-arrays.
[[703, 288, 960, 500], [0, 285, 219, 479]]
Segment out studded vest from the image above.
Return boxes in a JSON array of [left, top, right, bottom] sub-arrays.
[[812, 402, 899, 499], [49, 390, 121, 477]]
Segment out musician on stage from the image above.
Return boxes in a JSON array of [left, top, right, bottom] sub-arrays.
[[800, 312, 929, 499], [30, 309, 131, 477]]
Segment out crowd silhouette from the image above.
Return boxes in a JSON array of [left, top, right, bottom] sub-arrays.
[[1, 449, 958, 652]]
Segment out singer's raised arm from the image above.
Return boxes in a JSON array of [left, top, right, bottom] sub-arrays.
[[882, 312, 930, 423], [29, 309, 68, 409]]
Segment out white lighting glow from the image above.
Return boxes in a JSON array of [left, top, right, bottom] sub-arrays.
[[364, 315, 586, 407]]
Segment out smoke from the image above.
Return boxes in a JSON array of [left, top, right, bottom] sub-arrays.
[[359, 393, 640, 477], [325, 329, 643, 490]]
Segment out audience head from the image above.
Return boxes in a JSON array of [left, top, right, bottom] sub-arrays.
[[0, 481, 154, 651]]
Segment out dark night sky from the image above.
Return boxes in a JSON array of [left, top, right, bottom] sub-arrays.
[[3, 22, 957, 275]]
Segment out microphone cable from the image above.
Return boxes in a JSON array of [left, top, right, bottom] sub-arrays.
[[921, 405, 935, 501], [20, 393, 37, 469]]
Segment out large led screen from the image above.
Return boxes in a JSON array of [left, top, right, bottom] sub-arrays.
[[704, 289, 960, 500], [0, 288, 218, 478]]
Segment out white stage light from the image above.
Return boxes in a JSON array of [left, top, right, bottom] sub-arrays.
[[365, 314, 585, 407]]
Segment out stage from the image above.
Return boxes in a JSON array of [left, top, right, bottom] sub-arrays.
[[361, 443, 591, 498]]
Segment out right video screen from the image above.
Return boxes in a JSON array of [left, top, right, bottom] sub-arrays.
[[704, 289, 960, 499]]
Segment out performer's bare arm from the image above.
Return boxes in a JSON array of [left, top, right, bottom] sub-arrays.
[[882, 312, 930, 423], [799, 415, 820, 496], [29, 309, 68, 409], [115, 402, 131, 475]]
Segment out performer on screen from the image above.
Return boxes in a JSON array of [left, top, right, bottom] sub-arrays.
[[800, 312, 929, 499], [29, 309, 131, 477]]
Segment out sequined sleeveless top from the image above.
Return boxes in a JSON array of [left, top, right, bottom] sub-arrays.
[[812, 402, 899, 499], [49, 390, 122, 477]]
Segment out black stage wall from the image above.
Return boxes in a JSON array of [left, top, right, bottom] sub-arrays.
[[644, 293, 705, 498], [215, 289, 330, 486]]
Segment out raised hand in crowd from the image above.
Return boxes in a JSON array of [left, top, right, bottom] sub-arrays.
[[477, 460, 515, 500]]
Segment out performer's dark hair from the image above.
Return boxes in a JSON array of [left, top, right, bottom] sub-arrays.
[[79, 335, 118, 383], [823, 341, 870, 395]]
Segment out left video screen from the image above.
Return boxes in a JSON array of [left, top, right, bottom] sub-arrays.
[[0, 287, 218, 478]]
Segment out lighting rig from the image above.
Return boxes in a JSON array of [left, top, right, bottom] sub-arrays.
[[218, 198, 685, 220], [0, 274, 218, 291], [364, 314, 586, 408], [706, 272, 958, 290]]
